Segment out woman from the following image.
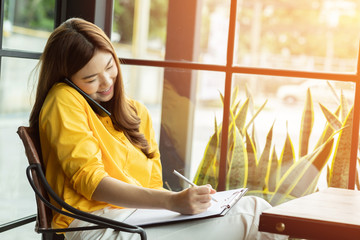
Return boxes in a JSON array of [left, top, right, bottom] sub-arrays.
[[29, 18, 286, 240]]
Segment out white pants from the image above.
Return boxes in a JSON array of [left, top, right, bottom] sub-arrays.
[[65, 196, 288, 240]]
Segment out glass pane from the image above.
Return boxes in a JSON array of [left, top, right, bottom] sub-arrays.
[[3, 0, 54, 52], [0, 58, 37, 224], [235, 0, 360, 73], [112, 0, 231, 65], [112, 0, 168, 60], [223, 76, 355, 205], [192, 71, 226, 180], [0, 57, 37, 113], [120, 64, 164, 139], [141, 67, 225, 190]]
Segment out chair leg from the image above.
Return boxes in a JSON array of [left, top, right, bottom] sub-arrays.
[[41, 233, 52, 240], [54, 233, 65, 240], [42, 232, 64, 240]]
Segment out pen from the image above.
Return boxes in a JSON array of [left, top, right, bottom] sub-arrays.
[[173, 170, 218, 202]]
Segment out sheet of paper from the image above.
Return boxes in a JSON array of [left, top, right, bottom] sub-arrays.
[[123, 188, 247, 226]]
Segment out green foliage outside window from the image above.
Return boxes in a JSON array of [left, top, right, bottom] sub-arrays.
[[112, 0, 168, 44], [7, 0, 55, 31]]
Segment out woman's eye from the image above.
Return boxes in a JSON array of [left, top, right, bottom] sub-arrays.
[[87, 79, 96, 83], [107, 65, 113, 70]]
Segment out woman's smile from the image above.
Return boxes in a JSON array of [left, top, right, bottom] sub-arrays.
[[98, 85, 113, 96]]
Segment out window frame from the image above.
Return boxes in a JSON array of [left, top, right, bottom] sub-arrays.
[[118, 0, 360, 190]]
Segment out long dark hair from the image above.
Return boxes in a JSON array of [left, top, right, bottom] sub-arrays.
[[29, 18, 154, 158]]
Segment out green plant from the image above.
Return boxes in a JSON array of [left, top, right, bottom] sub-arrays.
[[193, 84, 354, 206]]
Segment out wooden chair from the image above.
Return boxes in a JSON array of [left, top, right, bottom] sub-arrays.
[[17, 126, 147, 240]]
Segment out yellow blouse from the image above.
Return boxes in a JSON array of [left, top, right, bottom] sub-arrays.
[[39, 83, 163, 229]]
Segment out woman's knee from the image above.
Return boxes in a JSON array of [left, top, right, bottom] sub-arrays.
[[230, 195, 272, 217]]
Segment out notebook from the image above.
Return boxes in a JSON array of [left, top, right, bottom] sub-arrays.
[[123, 188, 248, 227]]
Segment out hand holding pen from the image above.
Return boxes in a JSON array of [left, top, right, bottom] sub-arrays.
[[173, 170, 218, 202]]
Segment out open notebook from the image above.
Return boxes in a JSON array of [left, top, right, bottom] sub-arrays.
[[123, 188, 248, 227]]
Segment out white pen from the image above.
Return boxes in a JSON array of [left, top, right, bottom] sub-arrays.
[[173, 170, 218, 202]]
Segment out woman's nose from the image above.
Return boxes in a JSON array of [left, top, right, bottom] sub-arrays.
[[100, 73, 112, 87]]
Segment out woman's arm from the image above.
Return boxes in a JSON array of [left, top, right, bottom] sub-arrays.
[[92, 176, 216, 215]]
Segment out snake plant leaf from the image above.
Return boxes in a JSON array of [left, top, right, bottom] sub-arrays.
[[203, 157, 219, 189], [340, 90, 349, 122], [219, 91, 224, 105], [205, 121, 226, 189], [231, 86, 239, 109], [290, 138, 334, 197], [315, 105, 340, 149], [245, 83, 255, 115], [329, 106, 353, 188], [235, 98, 249, 135], [242, 98, 267, 153], [212, 137, 222, 190], [227, 110, 237, 169], [299, 88, 314, 158], [217, 107, 247, 188], [256, 122, 275, 190], [326, 80, 340, 105], [251, 124, 258, 153], [219, 90, 241, 123], [226, 123, 248, 190], [270, 156, 308, 205], [231, 100, 240, 117], [245, 99, 268, 130], [319, 103, 342, 131], [270, 137, 334, 205], [220, 86, 240, 111], [193, 117, 219, 185], [279, 124, 295, 178], [266, 145, 278, 192], [245, 131, 257, 189], [326, 165, 331, 187], [303, 174, 320, 196]]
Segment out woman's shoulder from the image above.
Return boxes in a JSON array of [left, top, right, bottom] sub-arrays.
[[41, 82, 89, 118], [46, 82, 85, 105], [40, 83, 94, 126]]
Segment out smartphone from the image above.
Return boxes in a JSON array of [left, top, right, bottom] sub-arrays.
[[63, 78, 111, 117]]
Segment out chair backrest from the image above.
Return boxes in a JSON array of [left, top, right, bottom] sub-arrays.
[[17, 126, 147, 240], [17, 126, 53, 232]]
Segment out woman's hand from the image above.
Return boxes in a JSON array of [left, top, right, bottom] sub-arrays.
[[168, 184, 216, 215], [92, 177, 216, 215]]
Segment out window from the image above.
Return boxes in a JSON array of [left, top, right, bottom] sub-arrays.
[[234, 0, 360, 73], [112, 0, 360, 197]]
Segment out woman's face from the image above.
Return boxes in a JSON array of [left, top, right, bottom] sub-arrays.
[[71, 49, 118, 103]]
